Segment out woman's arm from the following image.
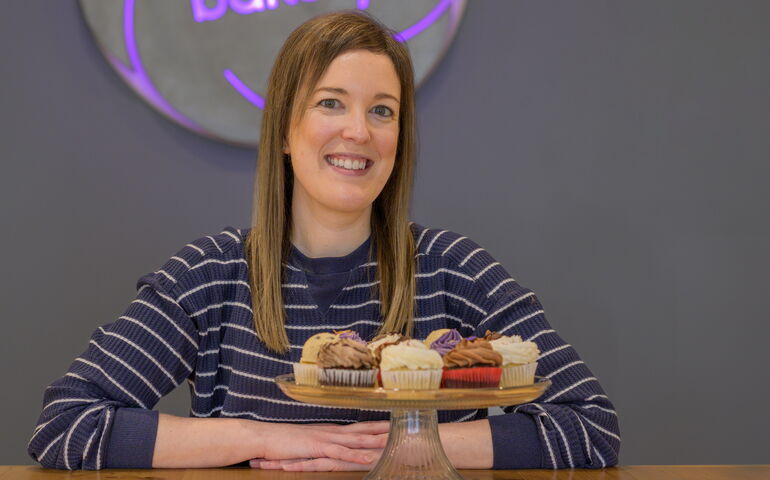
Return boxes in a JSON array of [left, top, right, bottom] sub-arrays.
[[153, 413, 388, 468]]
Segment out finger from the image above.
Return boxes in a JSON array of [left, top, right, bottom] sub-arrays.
[[321, 444, 376, 465], [283, 458, 371, 472], [339, 420, 391, 434], [328, 432, 388, 449], [256, 459, 308, 469]]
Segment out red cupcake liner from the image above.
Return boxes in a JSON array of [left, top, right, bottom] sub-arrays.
[[441, 366, 502, 388]]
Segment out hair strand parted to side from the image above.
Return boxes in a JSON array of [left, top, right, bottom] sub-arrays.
[[245, 11, 417, 353]]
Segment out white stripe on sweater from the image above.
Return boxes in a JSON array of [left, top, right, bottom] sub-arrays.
[[282, 283, 309, 289], [119, 316, 194, 372], [73, 358, 147, 408], [96, 408, 111, 470], [284, 319, 382, 330], [545, 377, 599, 402], [577, 413, 622, 442], [579, 404, 617, 416], [42, 398, 99, 413], [415, 228, 429, 249], [219, 344, 293, 365], [190, 301, 252, 318], [176, 280, 250, 303], [37, 432, 65, 464], [488, 278, 516, 297], [538, 344, 571, 361], [459, 248, 483, 267], [190, 258, 247, 270], [442, 236, 467, 255], [155, 270, 177, 283], [131, 299, 198, 349], [473, 262, 500, 280], [222, 230, 241, 243], [186, 243, 205, 255], [89, 340, 162, 398], [572, 410, 593, 464], [527, 329, 555, 342], [537, 416, 557, 469], [426, 230, 448, 254], [82, 429, 98, 466], [416, 268, 473, 282], [206, 236, 223, 253], [531, 403, 574, 468], [545, 360, 585, 379], [499, 310, 545, 335], [343, 280, 380, 290], [479, 292, 535, 328], [416, 290, 486, 315], [330, 299, 381, 309], [414, 313, 475, 332], [99, 327, 177, 385], [170, 256, 191, 268], [64, 404, 104, 470]]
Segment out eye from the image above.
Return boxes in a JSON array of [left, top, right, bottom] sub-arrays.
[[371, 105, 394, 118], [318, 98, 340, 109]]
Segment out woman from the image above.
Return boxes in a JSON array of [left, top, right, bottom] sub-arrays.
[[28, 12, 619, 471]]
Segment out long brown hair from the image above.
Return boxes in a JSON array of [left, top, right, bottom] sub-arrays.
[[245, 11, 417, 353]]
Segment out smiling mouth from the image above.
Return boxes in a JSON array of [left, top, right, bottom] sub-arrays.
[[324, 155, 373, 171]]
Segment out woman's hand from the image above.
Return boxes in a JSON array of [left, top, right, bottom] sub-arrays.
[[251, 449, 382, 472], [248, 420, 389, 466]]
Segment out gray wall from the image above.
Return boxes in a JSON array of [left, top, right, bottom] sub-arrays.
[[2, 0, 768, 466]]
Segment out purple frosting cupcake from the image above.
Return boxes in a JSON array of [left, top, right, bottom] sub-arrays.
[[430, 329, 462, 356]]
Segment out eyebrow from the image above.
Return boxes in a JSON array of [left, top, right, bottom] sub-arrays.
[[313, 87, 399, 104]]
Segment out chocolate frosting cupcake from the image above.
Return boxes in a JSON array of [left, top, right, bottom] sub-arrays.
[[318, 338, 376, 369], [443, 338, 503, 368]]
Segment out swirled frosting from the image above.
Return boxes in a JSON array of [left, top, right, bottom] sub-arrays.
[[489, 338, 539, 365], [443, 338, 503, 368], [429, 329, 462, 356], [367, 332, 408, 362], [380, 341, 443, 371], [317, 338, 376, 369], [483, 330, 503, 341], [335, 329, 365, 344], [299, 332, 338, 364], [424, 328, 451, 347]]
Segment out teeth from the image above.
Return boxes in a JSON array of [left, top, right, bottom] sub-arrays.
[[326, 156, 367, 170]]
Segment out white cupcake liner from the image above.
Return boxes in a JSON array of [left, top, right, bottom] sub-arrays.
[[500, 362, 538, 387], [319, 368, 377, 387], [381, 369, 442, 390], [293, 363, 320, 386]]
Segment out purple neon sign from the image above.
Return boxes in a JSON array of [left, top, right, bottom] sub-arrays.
[[102, 0, 462, 143]]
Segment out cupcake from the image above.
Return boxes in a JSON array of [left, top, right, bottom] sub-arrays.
[[379, 340, 443, 389], [426, 329, 462, 356], [367, 332, 409, 363], [335, 329, 366, 344], [294, 332, 338, 385], [317, 338, 378, 387], [488, 335, 539, 387], [424, 328, 452, 347], [442, 338, 503, 388]]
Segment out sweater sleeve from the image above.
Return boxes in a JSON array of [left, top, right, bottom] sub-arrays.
[[27, 272, 199, 470], [430, 229, 621, 469], [478, 289, 620, 469]]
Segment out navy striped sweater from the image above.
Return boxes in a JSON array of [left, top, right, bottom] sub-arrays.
[[28, 223, 620, 470]]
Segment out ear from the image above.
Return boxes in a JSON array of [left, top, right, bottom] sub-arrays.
[[282, 139, 290, 155]]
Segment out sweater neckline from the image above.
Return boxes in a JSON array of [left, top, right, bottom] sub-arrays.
[[289, 236, 372, 274]]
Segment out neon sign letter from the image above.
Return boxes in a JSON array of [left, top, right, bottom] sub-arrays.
[[192, 0, 319, 23]]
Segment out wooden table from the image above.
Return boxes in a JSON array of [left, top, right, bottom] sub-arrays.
[[1, 466, 768, 479]]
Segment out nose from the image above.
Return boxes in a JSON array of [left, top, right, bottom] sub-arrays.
[[341, 110, 371, 144]]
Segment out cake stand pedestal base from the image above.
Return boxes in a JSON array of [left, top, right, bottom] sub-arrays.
[[365, 409, 463, 480]]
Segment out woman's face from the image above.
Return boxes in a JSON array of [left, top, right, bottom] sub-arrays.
[[285, 49, 401, 219]]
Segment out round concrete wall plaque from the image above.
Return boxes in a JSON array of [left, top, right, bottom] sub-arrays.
[[79, 0, 467, 147]]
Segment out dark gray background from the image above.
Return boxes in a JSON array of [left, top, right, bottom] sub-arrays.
[[2, 0, 768, 467]]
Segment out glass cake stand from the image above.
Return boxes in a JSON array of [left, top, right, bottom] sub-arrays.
[[275, 374, 551, 480]]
